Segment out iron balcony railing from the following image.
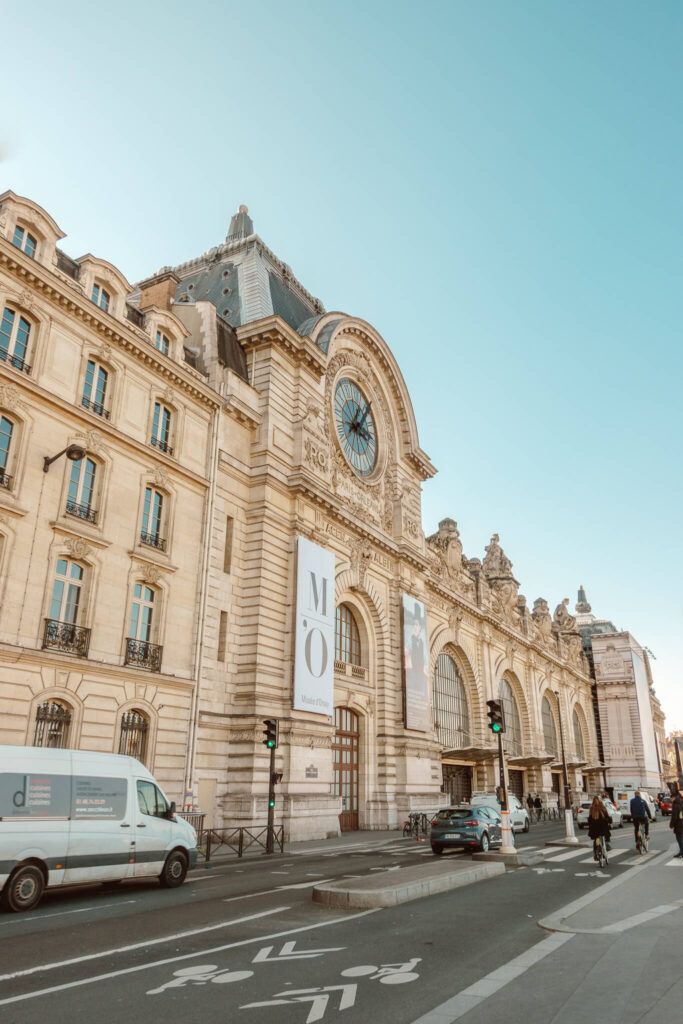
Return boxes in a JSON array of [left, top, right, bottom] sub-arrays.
[[140, 530, 166, 552], [0, 471, 11, 491], [124, 638, 162, 673], [65, 499, 97, 524], [150, 436, 174, 456], [0, 348, 31, 374], [81, 395, 110, 419], [42, 618, 91, 658]]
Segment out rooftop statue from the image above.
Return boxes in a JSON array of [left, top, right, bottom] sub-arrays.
[[483, 533, 513, 577]]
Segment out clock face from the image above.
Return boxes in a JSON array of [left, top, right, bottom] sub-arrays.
[[333, 378, 377, 476]]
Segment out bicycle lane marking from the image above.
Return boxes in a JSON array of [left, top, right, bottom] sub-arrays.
[[0, 908, 381, 1008]]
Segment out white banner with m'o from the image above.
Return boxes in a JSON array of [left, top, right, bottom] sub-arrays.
[[293, 536, 335, 716]]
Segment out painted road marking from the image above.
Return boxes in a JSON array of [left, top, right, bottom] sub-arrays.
[[531, 867, 565, 875], [242, 983, 358, 1023], [545, 848, 588, 862], [223, 879, 336, 902], [621, 851, 660, 866], [602, 903, 683, 933], [0, 900, 137, 925], [408, 933, 573, 1024], [578, 849, 628, 863], [147, 965, 254, 995], [666, 858, 683, 866], [0, 908, 381, 1008], [0, 908, 288, 983], [252, 941, 345, 963]]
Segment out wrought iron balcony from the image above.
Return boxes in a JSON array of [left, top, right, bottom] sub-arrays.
[[150, 436, 174, 456], [0, 471, 11, 491], [0, 348, 31, 374], [124, 638, 162, 673], [140, 530, 166, 552], [42, 618, 91, 658], [65, 499, 98, 524], [81, 395, 110, 419]]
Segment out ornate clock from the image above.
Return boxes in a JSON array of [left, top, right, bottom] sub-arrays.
[[333, 377, 377, 477]]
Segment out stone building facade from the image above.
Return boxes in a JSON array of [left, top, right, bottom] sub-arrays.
[[1, 192, 609, 838]]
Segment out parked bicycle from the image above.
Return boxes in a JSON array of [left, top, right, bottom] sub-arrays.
[[402, 812, 429, 838]]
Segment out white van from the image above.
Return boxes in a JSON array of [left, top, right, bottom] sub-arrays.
[[615, 787, 658, 823], [0, 746, 198, 912]]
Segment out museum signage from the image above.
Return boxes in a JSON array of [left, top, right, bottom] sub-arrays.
[[293, 536, 335, 716]]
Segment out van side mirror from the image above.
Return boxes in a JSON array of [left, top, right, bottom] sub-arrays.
[[166, 800, 176, 820]]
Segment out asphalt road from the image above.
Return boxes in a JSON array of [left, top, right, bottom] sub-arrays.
[[0, 817, 676, 1024]]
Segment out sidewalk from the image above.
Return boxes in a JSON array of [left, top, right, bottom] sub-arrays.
[[190, 828, 409, 869]]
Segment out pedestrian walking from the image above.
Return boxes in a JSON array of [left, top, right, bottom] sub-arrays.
[[670, 790, 683, 859], [526, 793, 534, 816], [533, 794, 543, 822]]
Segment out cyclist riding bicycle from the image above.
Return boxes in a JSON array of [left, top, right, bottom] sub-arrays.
[[629, 790, 653, 849], [587, 796, 611, 860]]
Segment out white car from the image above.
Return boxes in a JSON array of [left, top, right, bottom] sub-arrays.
[[470, 792, 530, 833], [577, 799, 623, 830]]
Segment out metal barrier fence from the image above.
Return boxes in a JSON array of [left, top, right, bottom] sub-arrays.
[[197, 825, 285, 861], [177, 812, 206, 832]]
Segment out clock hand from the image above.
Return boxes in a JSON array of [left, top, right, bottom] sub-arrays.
[[357, 401, 372, 432]]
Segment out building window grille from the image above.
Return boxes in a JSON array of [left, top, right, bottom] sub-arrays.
[[118, 709, 149, 762], [91, 283, 110, 312], [33, 700, 72, 748], [335, 604, 361, 666], [155, 330, 169, 355], [434, 654, 470, 750], [0, 306, 31, 373], [542, 696, 559, 759], [150, 402, 173, 455], [573, 708, 585, 761], [499, 678, 523, 756], [66, 456, 98, 524], [82, 359, 110, 418], [12, 225, 37, 258]]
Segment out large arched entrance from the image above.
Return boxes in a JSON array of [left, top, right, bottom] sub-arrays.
[[333, 706, 360, 831]]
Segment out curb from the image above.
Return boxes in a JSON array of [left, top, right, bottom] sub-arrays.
[[312, 861, 505, 909], [472, 849, 545, 867]]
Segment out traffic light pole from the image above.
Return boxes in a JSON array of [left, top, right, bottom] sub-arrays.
[[266, 741, 275, 855], [497, 730, 515, 854]]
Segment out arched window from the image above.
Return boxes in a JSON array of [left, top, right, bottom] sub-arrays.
[[66, 456, 98, 524], [0, 415, 14, 489], [151, 401, 173, 455], [91, 283, 110, 312], [82, 359, 110, 418], [155, 330, 170, 355], [33, 699, 72, 748], [12, 224, 37, 259], [433, 653, 469, 749], [499, 679, 523, 755], [542, 696, 559, 758], [335, 604, 361, 665], [125, 584, 162, 672], [119, 708, 149, 763], [140, 486, 166, 551], [573, 708, 585, 761], [1, 306, 32, 373], [43, 557, 90, 657]]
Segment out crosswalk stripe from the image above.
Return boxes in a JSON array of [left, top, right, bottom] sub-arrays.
[[545, 848, 587, 862], [578, 849, 628, 864]]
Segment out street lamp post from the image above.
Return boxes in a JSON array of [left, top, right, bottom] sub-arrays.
[[555, 690, 578, 844]]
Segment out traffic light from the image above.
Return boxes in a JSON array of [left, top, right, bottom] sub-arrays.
[[262, 718, 279, 749], [486, 699, 505, 734], [268, 796, 276, 808]]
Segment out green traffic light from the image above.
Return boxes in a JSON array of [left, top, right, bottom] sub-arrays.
[[492, 723, 501, 733], [269, 799, 275, 807], [267, 740, 275, 748]]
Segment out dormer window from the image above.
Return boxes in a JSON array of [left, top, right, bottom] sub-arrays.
[[12, 225, 37, 259], [91, 283, 110, 312], [155, 330, 170, 356]]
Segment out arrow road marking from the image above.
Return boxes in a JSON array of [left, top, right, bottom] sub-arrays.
[[532, 867, 565, 875], [242, 984, 357, 1024], [252, 941, 345, 963]]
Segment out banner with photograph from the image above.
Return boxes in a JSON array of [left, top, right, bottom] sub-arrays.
[[293, 536, 335, 716], [402, 594, 430, 732]]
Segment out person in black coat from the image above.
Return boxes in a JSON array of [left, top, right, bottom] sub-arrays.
[[587, 796, 611, 856], [670, 791, 683, 859]]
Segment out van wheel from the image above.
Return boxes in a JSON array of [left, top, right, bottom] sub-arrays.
[[2, 865, 45, 913], [160, 850, 188, 888]]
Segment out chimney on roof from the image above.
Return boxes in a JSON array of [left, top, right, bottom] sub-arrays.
[[138, 269, 180, 312], [226, 204, 254, 241]]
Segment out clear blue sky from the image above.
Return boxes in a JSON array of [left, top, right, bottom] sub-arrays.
[[3, 1, 681, 728]]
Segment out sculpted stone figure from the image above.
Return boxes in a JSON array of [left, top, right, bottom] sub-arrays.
[[483, 533, 513, 577], [426, 518, 463, 571], [553, 597, 577, 632], [531, 598, 553, 639]]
